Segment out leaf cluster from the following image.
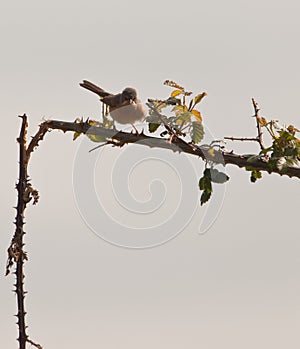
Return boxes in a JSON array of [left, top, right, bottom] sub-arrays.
[[199, 168, 229, 205], [146, 80, 206, 144], [258, 118, 300, 171]]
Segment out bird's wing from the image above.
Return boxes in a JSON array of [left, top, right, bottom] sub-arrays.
[[80, 80, 112, 98], [102, 93, 125, 110]]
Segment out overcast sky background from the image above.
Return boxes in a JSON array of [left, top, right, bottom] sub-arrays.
[[1, 1, 299, 348]]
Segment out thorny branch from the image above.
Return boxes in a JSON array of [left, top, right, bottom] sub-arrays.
[[6, 114, 42, 349], [252, 98, 265, 149], [41, 118, 300, 179], [26, 122, 50, 164]]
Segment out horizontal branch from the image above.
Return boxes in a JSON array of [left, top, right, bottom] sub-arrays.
[[33, 119, 300, 179]]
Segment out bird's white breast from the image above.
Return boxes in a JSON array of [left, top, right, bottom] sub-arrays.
[[110, 101, 147, 125]]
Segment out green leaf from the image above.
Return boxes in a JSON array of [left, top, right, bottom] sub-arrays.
[[199, 171, 212, 206], [194, 92, 207, 106], [200, 189, 212, 206], [209, 169, 229, 184], [177, 111, 193, 124], [199, 176, 208, 190], [250, 170, 262, 183], [203, 168, 212, 179], [149, 123, 161, 133], [191, 121, 204, 143]]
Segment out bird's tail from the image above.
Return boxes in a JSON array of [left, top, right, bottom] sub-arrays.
[[79, 80, 111, 98]]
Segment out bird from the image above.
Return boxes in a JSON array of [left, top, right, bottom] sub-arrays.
[[80, 80, 146, 131]]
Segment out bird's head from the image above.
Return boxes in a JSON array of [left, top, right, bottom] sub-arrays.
[[122, 87, 137, 103]]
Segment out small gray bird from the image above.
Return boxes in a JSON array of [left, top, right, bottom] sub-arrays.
[[80, 80, 146, 130]]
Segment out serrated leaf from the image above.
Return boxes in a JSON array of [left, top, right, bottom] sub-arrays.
[[199, 172, 212, 190], [191, 121, 204, 143], [199, 171, 212, 206], [194, 92, 207, 105], [164, 80, 184, 90], [171, 89, 182, 98], [191, 109, 202, 122], [200, 189, 212, 206], [199, 176, 207, 190]]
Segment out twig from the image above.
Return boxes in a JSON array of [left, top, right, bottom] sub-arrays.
[[27, 338, 43, 349], [252, 98, 265, 149], [89, 141, 109, 152], [224, 136, 260, 142]]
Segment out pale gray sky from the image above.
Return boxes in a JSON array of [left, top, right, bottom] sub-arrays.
[[1, 1, 299, 348]]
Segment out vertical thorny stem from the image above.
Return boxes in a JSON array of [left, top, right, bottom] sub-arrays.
[[15, 114, 28, 349], [6, 114, 42, 349]]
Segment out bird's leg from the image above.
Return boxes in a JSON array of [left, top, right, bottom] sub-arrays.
[[131, 124, 139, 134], [101, 102, 105, 118]]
